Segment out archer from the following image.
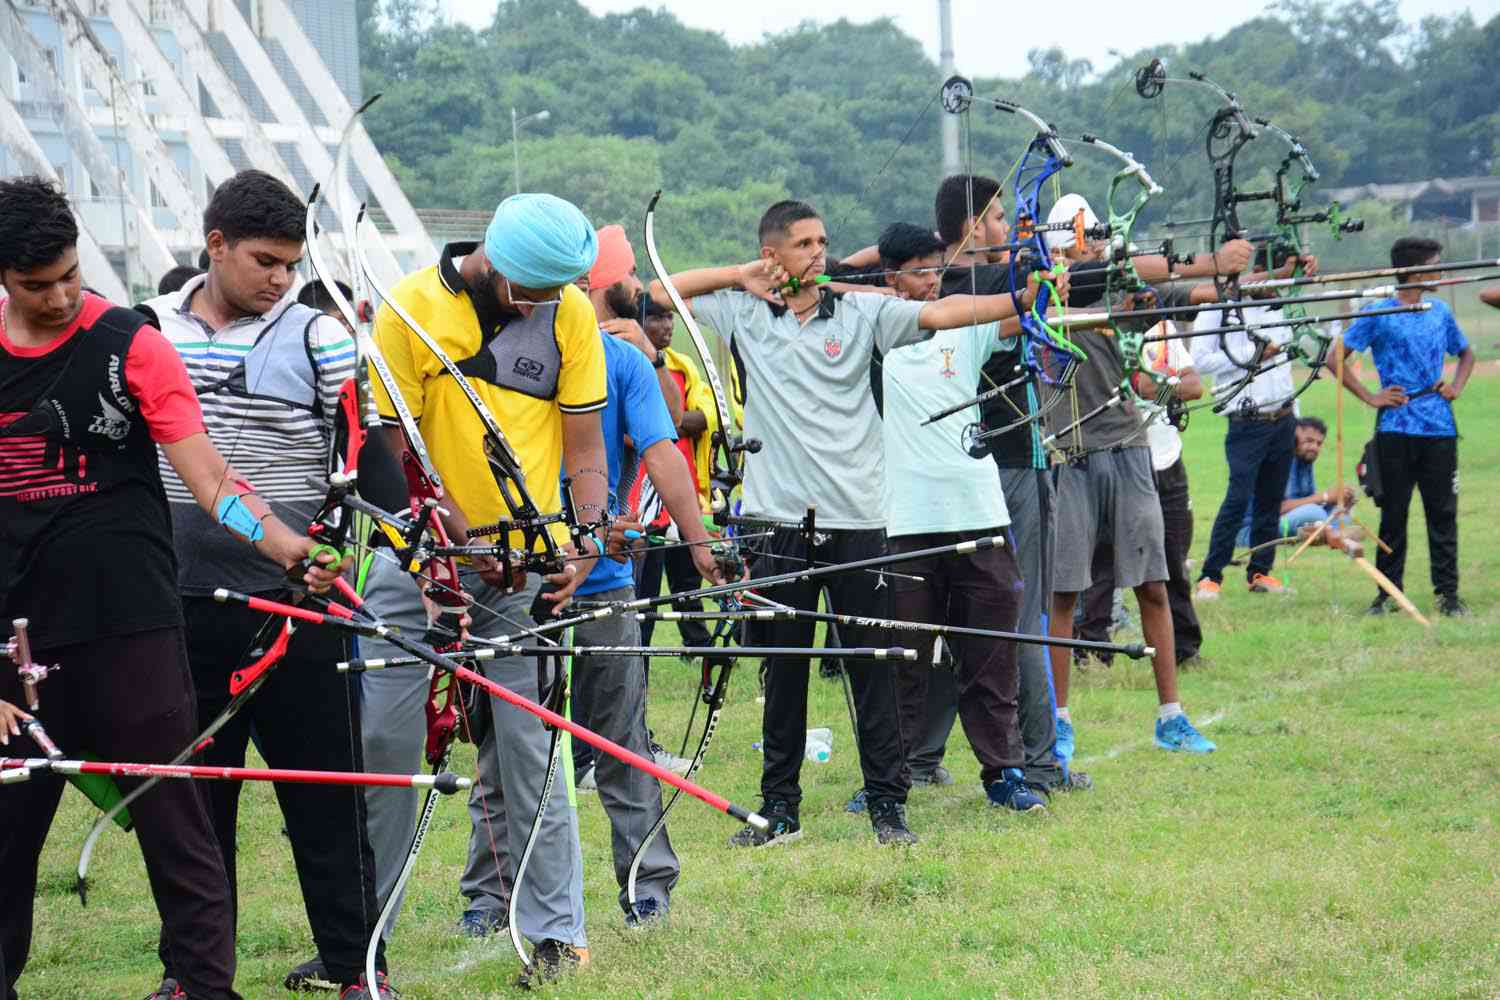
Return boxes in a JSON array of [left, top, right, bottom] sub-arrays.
[[649, 198, 1060, 849], [0, 175, 341, 1000]]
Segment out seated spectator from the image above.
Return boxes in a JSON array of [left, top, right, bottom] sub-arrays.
[[1235, 416, 1360, 553]]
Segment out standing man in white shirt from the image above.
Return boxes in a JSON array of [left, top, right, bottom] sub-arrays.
[[1189, 257, 1316, 598], [874, 223, 1048, 813]]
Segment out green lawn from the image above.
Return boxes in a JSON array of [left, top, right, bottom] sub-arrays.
[[20, 375, 1499, 1000]]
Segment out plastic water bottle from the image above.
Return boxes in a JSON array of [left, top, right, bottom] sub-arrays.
[[804, 728, 833, 764]]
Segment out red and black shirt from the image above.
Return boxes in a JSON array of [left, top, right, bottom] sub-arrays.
[[0, 293, 203, 651]]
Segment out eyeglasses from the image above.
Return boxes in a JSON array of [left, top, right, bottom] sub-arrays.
[[504, 276, 563, 307]]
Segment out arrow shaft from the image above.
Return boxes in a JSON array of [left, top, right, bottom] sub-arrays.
[[0, 759, 466, 790]]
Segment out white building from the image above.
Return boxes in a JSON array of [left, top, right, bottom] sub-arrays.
[[0, 0, 431, 302]]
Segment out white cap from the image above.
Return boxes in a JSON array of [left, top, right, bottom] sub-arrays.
[[1043, 193, 1100, 253]]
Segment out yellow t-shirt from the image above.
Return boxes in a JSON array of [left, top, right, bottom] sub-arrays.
[[370, 256, 606, 553], [662, 345, 744, 501]]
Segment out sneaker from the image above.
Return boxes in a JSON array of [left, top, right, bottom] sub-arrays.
[[624, 895, 666, 929], [1054, 716, 1076, 766], [1367, 595, 1394, 616], [1248, 574, 1286, 594], [985, 769, 1048, 813], [284, 957, 338, 992], [844, 787, 868, 813], [649, 739, 693, 777], [576, 765, 597, 792], [1438, 594, 1470, 617], [1194, 578, 1221, 601], [1154, 713, 1216, 754], [515, 939, 585, 990], [910, 765, 955, 787], [728, 799, 801, 848], [869, 798, 919, 846], [1052, 766, 1093, 792], [455, 906, 506, 938], [1177, 653, 1210, 671], [143, 981, 186, 1000], [339, 972, 397, 999]]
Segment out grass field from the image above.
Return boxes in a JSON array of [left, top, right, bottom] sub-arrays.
[[19, 372, 1500, 1000]]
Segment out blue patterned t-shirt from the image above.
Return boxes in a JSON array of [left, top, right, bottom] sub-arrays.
[[1342, 297, 1468, 437]]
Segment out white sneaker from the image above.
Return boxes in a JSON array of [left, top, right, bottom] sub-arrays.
[[650, 742, 693, 777], [576, 765, 596, 792], [1194, 579, 1221, 601]]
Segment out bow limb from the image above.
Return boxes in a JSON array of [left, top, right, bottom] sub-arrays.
[[644, 191, 750, 525], [363, 669, 461, 990]]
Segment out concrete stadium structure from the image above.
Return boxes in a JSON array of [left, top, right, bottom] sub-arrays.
[[0, 0, 432, 302]]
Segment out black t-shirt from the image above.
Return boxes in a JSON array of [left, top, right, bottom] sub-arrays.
[[939, 260, 1111, 468], [0, 305, 181, 651]]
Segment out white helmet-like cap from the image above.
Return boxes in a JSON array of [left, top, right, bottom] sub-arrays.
[[1043, 193, 1100, 253]]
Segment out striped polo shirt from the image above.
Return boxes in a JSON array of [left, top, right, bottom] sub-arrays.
[[144, 274, 356, 594]]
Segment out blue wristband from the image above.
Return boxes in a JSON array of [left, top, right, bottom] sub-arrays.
[[216, 494, 266, 542]]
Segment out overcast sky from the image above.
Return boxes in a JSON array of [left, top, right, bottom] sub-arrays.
[[443, 0, 1498, 78]]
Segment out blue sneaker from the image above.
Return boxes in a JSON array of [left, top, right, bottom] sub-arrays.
[[1154, 713, 1216, 753], [624, 896, 666, 928], [844, 788, 868, 813], [456, 906, 506, 938], [1054, 716, 1075, 766], [985, 769, 1048, 813]]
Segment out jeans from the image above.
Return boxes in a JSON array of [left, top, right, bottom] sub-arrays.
[[1233, 503, 1339, 548], [1200, 414, 1295, 584], [996, 467, 1065, 787]]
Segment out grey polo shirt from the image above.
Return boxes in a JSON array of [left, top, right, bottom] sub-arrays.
[[690, 287, 928, 529]]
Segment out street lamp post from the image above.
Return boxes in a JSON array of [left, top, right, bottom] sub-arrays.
[[511, 107, 551, 194]]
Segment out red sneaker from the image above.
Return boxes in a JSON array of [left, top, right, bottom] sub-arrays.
[[1248, 574, 1287, 594]]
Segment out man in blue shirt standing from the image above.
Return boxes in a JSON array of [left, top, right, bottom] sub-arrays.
[[570, 228, 723, 926], [1338, 237, 1475, 617]]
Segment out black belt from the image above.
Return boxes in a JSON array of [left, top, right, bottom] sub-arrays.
[[1228, 406, 1293, 423]]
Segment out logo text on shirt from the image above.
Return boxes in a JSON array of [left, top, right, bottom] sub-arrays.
[[106, 353, 136, 413], [88, 393, 130, 441]]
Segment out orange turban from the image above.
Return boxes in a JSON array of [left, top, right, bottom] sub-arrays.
[[587, 224, 635, 290]]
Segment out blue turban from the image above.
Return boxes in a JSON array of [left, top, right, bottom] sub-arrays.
[[483, 193, 598, 289]]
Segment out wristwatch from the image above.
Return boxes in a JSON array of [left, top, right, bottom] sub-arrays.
[[652, 353, 666, 369]]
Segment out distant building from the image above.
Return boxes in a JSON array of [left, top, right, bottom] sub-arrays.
[[1324, 176, 1500, 226], [0, 0, 428, 302]]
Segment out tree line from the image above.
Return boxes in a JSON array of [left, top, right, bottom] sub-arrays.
[[356, 0, 1499, 272]]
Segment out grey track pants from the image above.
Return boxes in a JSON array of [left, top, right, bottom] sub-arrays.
[[568, 587, 680, 914], [358, 558, 586, 947]]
